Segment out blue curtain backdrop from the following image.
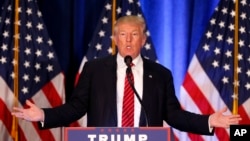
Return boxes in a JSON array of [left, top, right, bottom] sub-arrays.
[[0, 0, 219, 99]]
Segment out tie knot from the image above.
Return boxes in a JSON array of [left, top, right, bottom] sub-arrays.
[[130, 63, 134, 67]]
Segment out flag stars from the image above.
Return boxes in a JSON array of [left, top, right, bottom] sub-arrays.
[[126, 10, 132, 15], [35, 49, 42, 57], [1, 44, 8, 51], [26, 8, 32, 15], [24, 48, 31, 55], [7, 5, 12, 11], [35, 63, 41, 70], [226, 37, 233, 44], [238, 54, 243, 61], [206, 31, 212, 38], [144, 43, 151, 50], [146, 30, 150, 37], [17, 7, 22, 13], [102, 17, 108, 24], [214, 47, 221, 55], [24, 61, 31, 68], [22, 74, 30, 81], [203, 44, 210, 51], [21, 87, 29, 94], [13, 33, 20, 39], [5, 18, 10, 25], [246, 70, 250, 77], [221, 7, 228, 14], [47, 39, 53, 46], [3, 31, 9, 38], [212, 60, 219, 68], [26, 21, 32, 28], [218, 21, 225, 28], [37, 23, 44, 30], [36, 36, 43, 44], [225, 50, 232, 57], [228, 23, 234, 31], [240, 12, 247, 20], [238, 40, 245, 47], [230, 10, 235, 17], [231, 93, 238, 100], [222, 76, 229, 84], [241, 0, 247, 6], [216, 34, 223, 41], [107, 47, 113, 54], [47, 64, 53, 72], [210, 18, 216, 25], [99, 30, 105, 37], [0, 56, 7, 64], [12, 59, 17, 66], [95, 43, 102, 50], [237, 67, 242, 74], [137, 1, 141, 7], [245, 83, 250, 90], [233, 80, 240, 87], [239, 26, 246, 34], [223, 64, 230, 71], [25, 34, 32, 42], [37, 11, 42, 17], [128, 0, 134, 4], [117, 7, 121, 14], [47, 52, 54, 59], [105, 3, 112, 10], [34, 75, 40, 83], [10, 72, 15, 79], [15, 20, 21, 26]]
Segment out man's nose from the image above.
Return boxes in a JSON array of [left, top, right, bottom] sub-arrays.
[[126, 34, 131, 42]]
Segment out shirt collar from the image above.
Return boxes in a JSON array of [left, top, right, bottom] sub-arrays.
[[117, 53, 142, 68]]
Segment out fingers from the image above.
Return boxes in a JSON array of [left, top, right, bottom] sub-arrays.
[[26, 100, 34, 107], [219, 107, 227, 113]]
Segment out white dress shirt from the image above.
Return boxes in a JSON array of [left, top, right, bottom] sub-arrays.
[[116, 53, 143, 127]]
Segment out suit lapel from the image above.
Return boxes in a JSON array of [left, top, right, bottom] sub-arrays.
[[139, 58, 156, 126]]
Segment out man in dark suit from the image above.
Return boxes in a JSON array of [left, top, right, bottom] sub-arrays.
[[12, 15, 241, 135]]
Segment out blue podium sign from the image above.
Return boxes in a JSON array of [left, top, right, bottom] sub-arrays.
[[64, 127, 171, 141]]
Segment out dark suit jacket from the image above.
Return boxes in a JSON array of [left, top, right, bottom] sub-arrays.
[[42, 55, 213, 135]]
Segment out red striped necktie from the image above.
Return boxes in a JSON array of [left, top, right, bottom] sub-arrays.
[[122, 65, 134, 127]]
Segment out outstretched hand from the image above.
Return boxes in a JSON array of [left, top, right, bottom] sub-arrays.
[[12, 100, 44, 122], [209, 107, 242, 128]]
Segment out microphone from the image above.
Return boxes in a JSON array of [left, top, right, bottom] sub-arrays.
[[124, 55, 149, 126], [124, 55, 132, 74]]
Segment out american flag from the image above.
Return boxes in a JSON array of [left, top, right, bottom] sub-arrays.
[[0, 0, 65, 141], [72, 0, 158, 127], [174, 0, 250, 141]]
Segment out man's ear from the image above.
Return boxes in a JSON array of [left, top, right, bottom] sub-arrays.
[[141, 34, 147, 47]]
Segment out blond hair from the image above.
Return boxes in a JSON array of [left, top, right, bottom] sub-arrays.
[[113, 15, 146, 35]]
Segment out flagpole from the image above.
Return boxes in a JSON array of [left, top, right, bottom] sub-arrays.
[[232, 0, 239, 115], [111, 0, 116, 55], [11, 0, 20, 140]]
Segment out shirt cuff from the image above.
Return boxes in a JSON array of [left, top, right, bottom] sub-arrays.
[[208, 115, 214, 133], [40, 121, 44, 127]]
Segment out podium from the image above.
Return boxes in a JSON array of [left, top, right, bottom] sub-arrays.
[[64, 127, 171, 141]]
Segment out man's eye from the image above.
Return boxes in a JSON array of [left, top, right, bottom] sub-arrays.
[[119, 33, 126, 37], [133, 33, 138, 36]]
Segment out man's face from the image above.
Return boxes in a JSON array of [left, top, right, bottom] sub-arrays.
[[113, 23, 146, 59]]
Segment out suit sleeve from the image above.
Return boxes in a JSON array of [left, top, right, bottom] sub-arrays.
[[164, 70, 214, 135]]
